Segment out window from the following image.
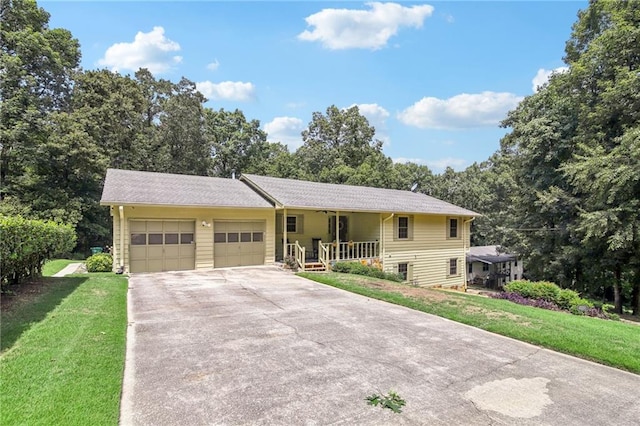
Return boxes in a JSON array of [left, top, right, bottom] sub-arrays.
[[214, 233, 226, 243], [165, 233, 179, 244], [131, 233, 146, 245], [240, 232, 252, 243], [514, 259, 518, 267], [468, 262, 473, 274], [148, 233, 163, 245], [286, 216, 297, 233], [180, 233, 194, 244], [227, 233, 239, 243], [449, 258, 458, 276], [398, 217, 409, 239], [252, 232, 263, 242], [398, 263, 408, 280], [482, 263, 489, 272], [448, 218, 459, 238], [514, 274, 518, 280]]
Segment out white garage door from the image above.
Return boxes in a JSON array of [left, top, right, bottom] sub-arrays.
[[214, 221, 265, 268], [129, 220, 196, 273]]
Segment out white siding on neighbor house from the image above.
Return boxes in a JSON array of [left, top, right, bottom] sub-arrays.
[[382, 214, 471, 288], [110, 206, 274, 272]]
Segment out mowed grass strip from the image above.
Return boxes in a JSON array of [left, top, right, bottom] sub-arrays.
[[1, 273, 128, 426], [299, 272, 640, 374], [42, 259, 79, 277]]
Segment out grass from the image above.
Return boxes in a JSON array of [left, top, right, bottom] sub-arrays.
[[299, 272, 640, 374], [1, 273, 128, 425], [42, 259, 79, 277]]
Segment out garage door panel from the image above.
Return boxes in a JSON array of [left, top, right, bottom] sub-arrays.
[[129, 220, 196, 273], [213, 221, 265, 269]]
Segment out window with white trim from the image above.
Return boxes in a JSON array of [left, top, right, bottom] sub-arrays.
[[398, 263, 408, 280], [448, 217, 459, 239], [449, 258, 458, 276]]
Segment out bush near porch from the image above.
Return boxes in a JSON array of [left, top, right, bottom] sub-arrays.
[[332, 261, 403, 282]]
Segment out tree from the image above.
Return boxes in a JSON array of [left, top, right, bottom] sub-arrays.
[[205, 108, 270, 178], [296, 105, 384, 181], [0, 0, 80, 201], [157, 78, 209, 175]]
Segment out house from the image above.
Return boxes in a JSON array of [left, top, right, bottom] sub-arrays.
[[466, 245, 524, 289], [100, 169, 480, 289]]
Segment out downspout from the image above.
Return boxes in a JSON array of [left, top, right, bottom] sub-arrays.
[[463, 217, 475, 291], [381, 213, 394, 271], [119, 206, 125, 272]]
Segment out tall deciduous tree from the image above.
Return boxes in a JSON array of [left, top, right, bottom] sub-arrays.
[[296, 105, 384, 181], [205, 108, 269, 178], [0, 0, 80, 201]]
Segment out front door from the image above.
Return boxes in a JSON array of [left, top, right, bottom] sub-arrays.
[[329, 216, 348, 242]]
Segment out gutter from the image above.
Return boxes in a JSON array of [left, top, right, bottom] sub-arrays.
[[462, 217, 476, 291]]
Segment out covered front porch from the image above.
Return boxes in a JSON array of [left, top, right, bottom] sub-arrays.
[[276, 209, 384, 271]]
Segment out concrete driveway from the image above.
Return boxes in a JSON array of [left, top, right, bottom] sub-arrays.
[[121, 267, 640, 425]]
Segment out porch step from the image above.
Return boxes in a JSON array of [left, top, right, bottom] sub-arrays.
[[303, 262, 326, 272]]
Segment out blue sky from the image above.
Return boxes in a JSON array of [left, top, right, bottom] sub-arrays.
[[44, 1, 587, 172]]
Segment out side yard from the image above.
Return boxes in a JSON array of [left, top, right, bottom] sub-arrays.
[[0, 272, 128, 425], [299, 272, 640, 374]]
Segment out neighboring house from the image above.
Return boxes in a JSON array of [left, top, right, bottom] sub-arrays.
[[466, 245, 524, 289], [100, 169, 480, 289]]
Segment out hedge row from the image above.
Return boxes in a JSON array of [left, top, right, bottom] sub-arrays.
[[1, 216, 76, 287], [500, 280, 618, 319], [332, 261, 404, 282]]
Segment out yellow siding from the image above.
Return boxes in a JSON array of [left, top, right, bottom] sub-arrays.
[[109, 205, 274, 273], [349, 213, 380, 242], [382, 214, 472, 289]]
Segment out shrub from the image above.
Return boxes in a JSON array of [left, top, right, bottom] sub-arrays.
[[86, 253, 113, 272], [283, 255, 298, 271], [0, 216, 76, 288], [333, 261, 403, 282], [556, 288, 581, 310], [504, 280, 560, 302], [490, 292, 561, 311]]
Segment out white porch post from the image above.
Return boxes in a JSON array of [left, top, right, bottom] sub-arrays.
[[335, 211, 340, 261], [283, 208, 288, 258]]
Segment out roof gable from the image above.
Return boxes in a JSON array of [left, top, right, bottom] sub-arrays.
[[100, 169, 273, 208], [241, 174, 480, 216]]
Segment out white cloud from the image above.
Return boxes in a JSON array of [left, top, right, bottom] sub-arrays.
[[393, 156, 467, 172], [397, 91, 523, 130], [196, 81, 255, 102], [298, 2, 434, 50], [350, 103, 390, 144], [263, 116, 305, 150], [207, 59, 220, 71], [532, 67, 569, 92], [98, 26, 182, 74]]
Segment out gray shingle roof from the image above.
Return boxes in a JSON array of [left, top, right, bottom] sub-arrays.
[[467, 245, 516, 264], [241, 174, 480, 216], [100, 169, 273, 208]]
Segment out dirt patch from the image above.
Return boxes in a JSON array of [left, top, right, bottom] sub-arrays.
[[338, 275, 452, 302], [1, 280, 50, 313]]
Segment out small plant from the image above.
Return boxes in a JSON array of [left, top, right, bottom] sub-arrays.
[[283, 255, 298, 271], [86, 253, 113, 272], [366, 390, 406, 413]]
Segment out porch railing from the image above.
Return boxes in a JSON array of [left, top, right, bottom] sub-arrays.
[[319, 241, 380, 264], [286, 241, 305, 270]]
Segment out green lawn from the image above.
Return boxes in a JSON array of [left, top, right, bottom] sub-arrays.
[[299, 272, 640, 374], [42, 259, 79, 277], [1, 273, 128, 425]]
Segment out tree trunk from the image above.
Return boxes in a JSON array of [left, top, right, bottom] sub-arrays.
[[613, 264, 623, 314]]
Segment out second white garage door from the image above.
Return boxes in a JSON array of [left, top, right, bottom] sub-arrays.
[[214, 221, 265, 268]]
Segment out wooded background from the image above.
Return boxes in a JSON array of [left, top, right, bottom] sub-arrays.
[[1, 0, 638, 314]]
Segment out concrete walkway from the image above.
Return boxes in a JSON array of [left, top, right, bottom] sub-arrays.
[[121, 267, 640, 425], [52, 262, 83, 277]]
